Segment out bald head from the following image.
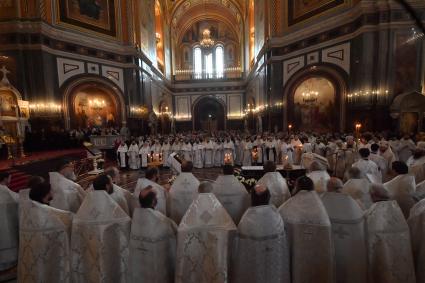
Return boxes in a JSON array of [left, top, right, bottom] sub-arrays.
[[198, 181, 213, 193], [327, 177, 343, 192], [251, 184, 271, 206], [181, 160, 193, 172]]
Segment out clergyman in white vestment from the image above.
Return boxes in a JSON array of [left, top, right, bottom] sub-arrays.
[[18, 182, 73, 283], [232, 185, 290, 283], [175, 193, 236, 283], [134, 167, 167, 215], [257, 161, 291, 207], [407, 142, 425, 183], [49, 160, 86, 213], [278, 176, 335, 283], [321, 178, 367, 283], [168, 161, 200, 224], [105, 166, 135, 216], [129, 187, 177, 283], [352, 148, 382, 183], [71, 176, 131, 283], [407, 199, 425, 283], [0, 172, 18, 271], [365, 199, 416, 283], [306, 160, 331, 193], [341, 167, 373, 210], [213, 165, 250, 224]]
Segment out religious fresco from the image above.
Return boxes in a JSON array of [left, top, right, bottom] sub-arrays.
[[139, 0, 156, 60], [72, 87, 118, 129], [58, 0, 117, 36], [288, 0, 344, 26], [254, 0, 265, 57], [181, 20, 236, 43], [394, 33, 420, 96], [293, 77, 336, 132], [0, 89, 18, 117]]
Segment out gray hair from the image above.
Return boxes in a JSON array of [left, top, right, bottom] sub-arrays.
[[327, 177, 343, 192]]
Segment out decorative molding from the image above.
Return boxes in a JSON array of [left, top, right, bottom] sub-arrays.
[[215, 94, 226, 104], [283, 56, 305, 85], [87, 63, 100, 75], [101, 65, 124, 92], [322, 42, 350, 74], [57, 57, 84, 87], [306, 51, 319, 65]]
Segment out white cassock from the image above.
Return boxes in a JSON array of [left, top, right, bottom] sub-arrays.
[[334, 149, 356, 179], [384, 174, 416, 218], [117, 144, 128, 168], [280, 142, 294, 165], [307, 170, 331, 193], [71, 191, 131, 283], [213, 175, 250, 224], [168, 172, 200, 224], [134, 178, 167, 215], [0, 185, 18, 271], [320, 192, 367, 283], [407, 199, 425, 283], [408, 155, 425, 184], [127, 144, 140, 170], [264, 141, 277, 162], [175, 193, 236, 283], [139, 146, 150, 168], [398, 139, 415, 163], [341, 178, 373, 210], [257, 172, 291, 208], [49, 172, 86, 213], [242, 141, 253, 166], [111, 184, 130, 215], [18, 196, 72, 283], [223, 141, 235, 165], [232, 205, 290, 283], [204, 142, 215, 168], [162, 143, 171, 167], [253, 139, 264, 164], [113, 184, 136, 217], [214, 143, 224, 167], [181, 143, 193, 162], [414, 179, 425, 201], [365, 201, 416, 283], [379, 148, 397, 171], [193, 143, 205, 169], [370, 153, 388, 179], [129, 208, 177, 283], [235, 140, 243, 166], [278, 190, 335, 283], [352, 159, 381, 183]]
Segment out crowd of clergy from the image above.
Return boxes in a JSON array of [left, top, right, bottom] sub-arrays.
[[2, 131, 425, 282]]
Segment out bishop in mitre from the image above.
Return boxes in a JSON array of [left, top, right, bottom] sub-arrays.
[[168, 161, 200, 224], [175, 193, 236, 283], [49, 159, 86, 213], [213, 165, 250, 224], [0, 172, 18, 272], [365, 184, 416, 283], [341, 167, 373, 210], [134, 166, 167, 215], [321, 178, 367, 283], [18, 182, 73, 283], [71, 175, 131, 283], [407, 199, 425, 283], [306, 160, 331, 193], [257, 161, 291, 207], [383, 161, 416, 218], [232, 185, 290, 283], [278, 176, 335, 283], [129, 186, 177, 283]]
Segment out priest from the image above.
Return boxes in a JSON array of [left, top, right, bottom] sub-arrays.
[[129, 186, 177, 283], [241, 137, 253, 166], [203, 138, 215, 168], [175, 193, 236, 283], [162, 139, 172, 168], [116, 141, 128, 169], [139, 141, 151, 168], [379, 140, 397, 171], [407, 142, 425, 183], [232, 185, 290, 283], [168, 161, 200, 224], [0, 172, 18, 272], [214, 139, 224, 167], [257, 161, 291, 207], [278, 176, 335, 283], [365, 195, 416, 283], [49, 160, 86, 213], [213, 165, 250, 224], [352, 148, 381, 183], [223, 137, 235, 165], [18, 182, 73, 283], [407, 199, 425, 283], [321, 178, 367, 283], [306, 161, 331, 193], [181, 140, 193, 162], [104, 166, 132, 216], [127, 140, 140, 170], [134, 166, 167, 215], [71, 175, 131, 283], [193, 139, 205, 169], [341, 167, 373, 210]]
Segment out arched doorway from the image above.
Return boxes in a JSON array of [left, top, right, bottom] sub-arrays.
[[193, 97, 226, 132], [284, 66, 347, 132], [63, 77, 125, 130]]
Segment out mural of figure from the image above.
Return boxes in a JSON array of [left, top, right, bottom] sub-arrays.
[[78, 0, 102, 20]]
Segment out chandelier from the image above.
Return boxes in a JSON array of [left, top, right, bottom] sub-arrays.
[[200, 29, 215, 50], [302, 91, 319, 104], [89, 98, 106, 111]]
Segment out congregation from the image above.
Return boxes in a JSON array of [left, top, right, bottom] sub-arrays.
[[1, 132, 425, 283]]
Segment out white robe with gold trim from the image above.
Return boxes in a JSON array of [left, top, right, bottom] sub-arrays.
[[168, 173, 200, 224], [257, 172, 291, 208], [0, 185, 18, 271]]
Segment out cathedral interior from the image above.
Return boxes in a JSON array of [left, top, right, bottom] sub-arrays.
[[0, 0, 423, 143]]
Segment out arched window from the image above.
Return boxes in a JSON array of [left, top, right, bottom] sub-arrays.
[[205, 53, 213, 79], [215, 45, 224, 78], [193, 47, 202, 79]]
